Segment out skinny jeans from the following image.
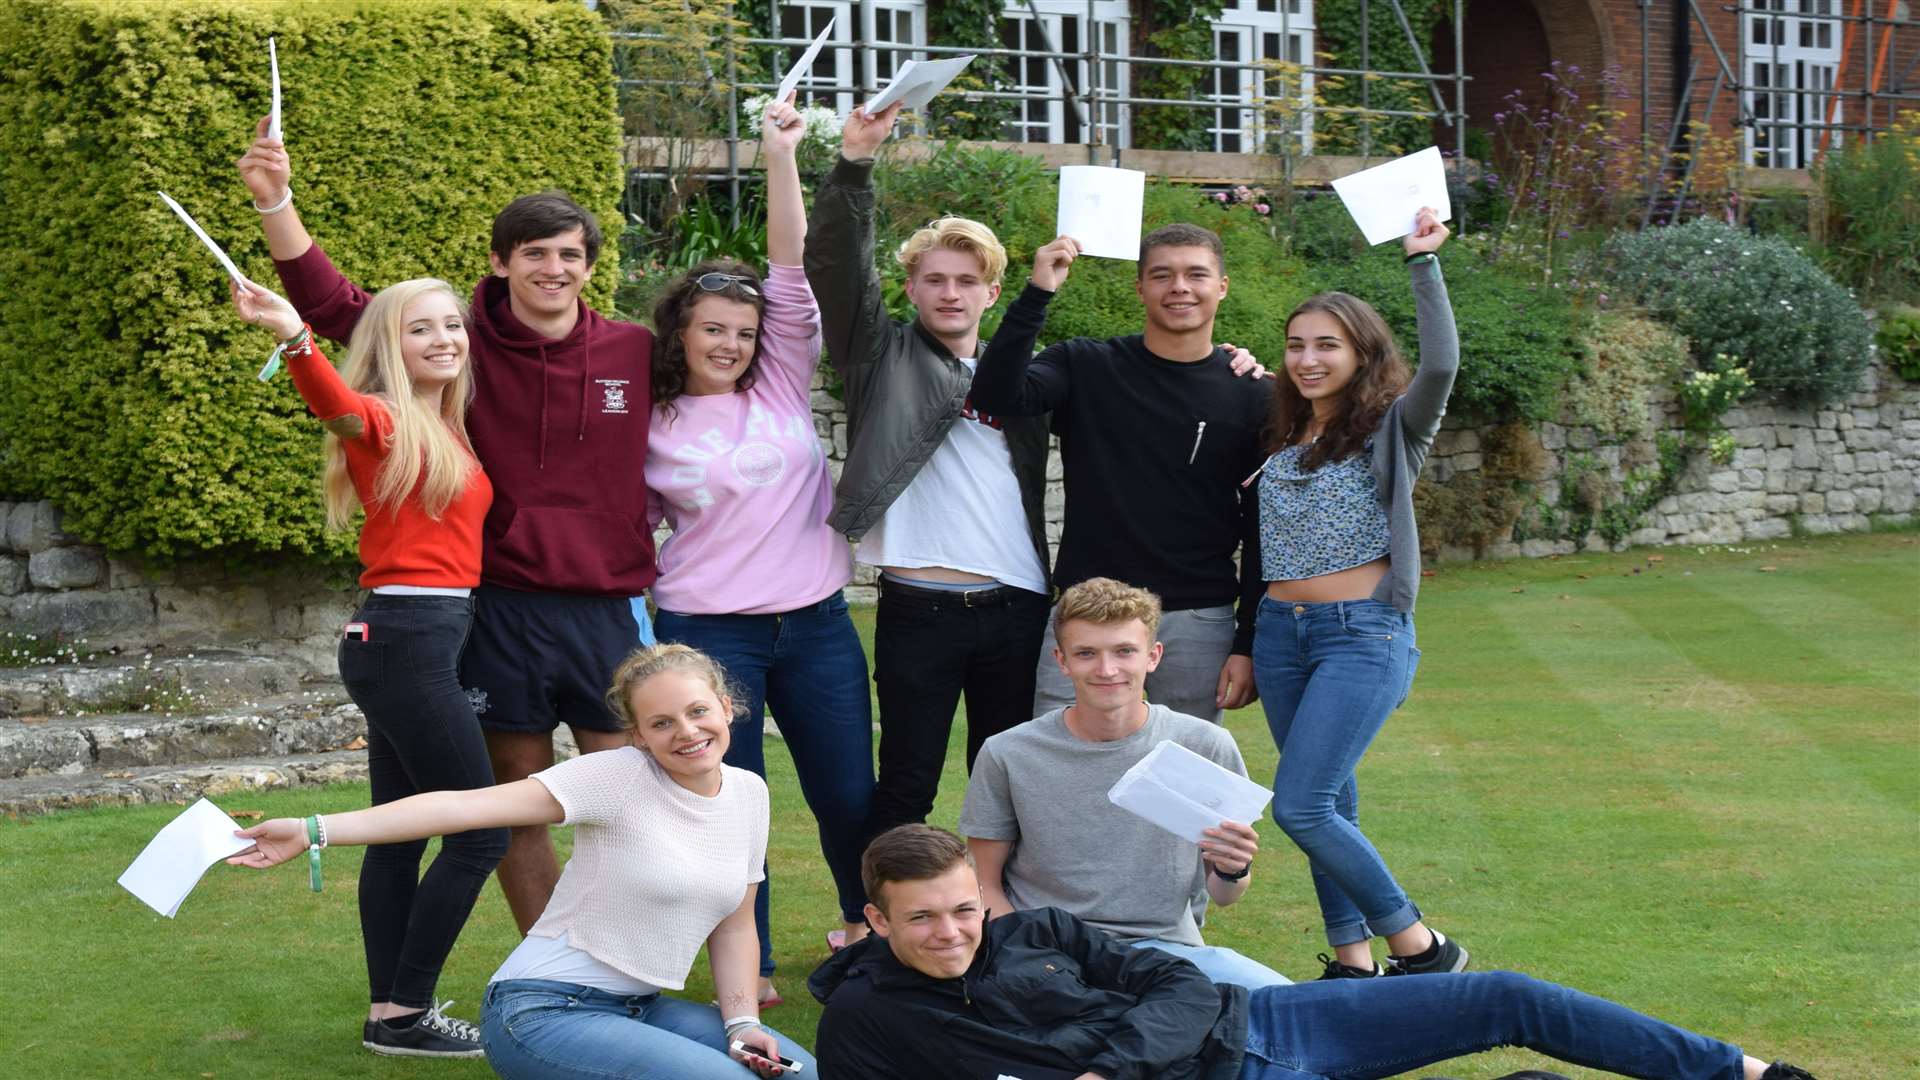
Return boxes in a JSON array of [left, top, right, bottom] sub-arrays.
[[338, 593, 508, 1009], [1238, 970, 1747, 1079], [655, 591, 875, 976], [1252, 597, 1422, 947]]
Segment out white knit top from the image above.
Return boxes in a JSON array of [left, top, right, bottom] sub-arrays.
[[522, 747, 769, 989]]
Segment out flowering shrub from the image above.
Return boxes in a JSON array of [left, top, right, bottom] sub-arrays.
[[1877, 305, 1920, 381], [741, 94, 844, 146], [1601, 219, 1873, 408], [1677, 357, 1754, 466], [1485, 62, 1638, 271], [1566, 312, 1689, 441]]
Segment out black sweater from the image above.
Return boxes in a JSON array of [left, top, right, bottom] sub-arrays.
[[808, 906, 1249, 1080], [970, 284, 1267, 652]]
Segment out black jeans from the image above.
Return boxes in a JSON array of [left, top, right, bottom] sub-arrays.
[[338, 594, 509, 1009], [866, 580, 1051, 838]]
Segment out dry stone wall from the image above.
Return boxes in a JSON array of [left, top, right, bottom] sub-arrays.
[[5, 364, 1911, 656]]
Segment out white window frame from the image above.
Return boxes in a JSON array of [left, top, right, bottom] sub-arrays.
[[1741, 0, 1843, 169], [775, 2, 858, 116], [997, 0, 1132, 147], [1209, 0, 1316, 154]]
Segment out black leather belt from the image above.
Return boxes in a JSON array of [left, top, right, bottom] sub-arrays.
[[882, 578, 1019, 608]]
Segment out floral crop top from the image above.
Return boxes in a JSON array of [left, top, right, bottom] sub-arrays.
[[1257, 442, 1391, 581]]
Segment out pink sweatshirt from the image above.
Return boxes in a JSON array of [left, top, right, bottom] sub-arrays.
[[645, 264, 851, 615]]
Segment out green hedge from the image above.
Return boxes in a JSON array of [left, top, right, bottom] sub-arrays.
[[0, 0, 623, 560]]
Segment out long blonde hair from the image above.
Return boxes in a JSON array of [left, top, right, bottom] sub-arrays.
[[321, 278, 477, 529]]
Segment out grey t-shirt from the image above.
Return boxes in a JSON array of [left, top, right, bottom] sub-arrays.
[[957, 705, 1249, 946]]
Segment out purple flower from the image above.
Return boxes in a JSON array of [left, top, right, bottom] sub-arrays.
[[1213, 192, 1228, 202], [1255, 203, 1271, 214]]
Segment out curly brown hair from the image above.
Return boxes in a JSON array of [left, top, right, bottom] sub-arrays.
[[650, 259, 766, 420], [1264, 292, 1411, 471]]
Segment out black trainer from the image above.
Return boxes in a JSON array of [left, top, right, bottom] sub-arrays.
[[364, 1000, 485, 1059], [1760, 1064, 1818, 1080], [1422, 1073, 1571, 1080], [1384, 929, 1469, 976], [1314, 952, 1383, 979]]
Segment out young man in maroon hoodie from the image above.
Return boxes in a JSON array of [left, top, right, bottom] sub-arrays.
[[237, 121, 655, 937]]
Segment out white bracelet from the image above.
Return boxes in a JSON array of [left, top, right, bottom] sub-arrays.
[[722, 1015, 761, 1035], [253, 186, 293, 215], [313, 813, 329, 849]]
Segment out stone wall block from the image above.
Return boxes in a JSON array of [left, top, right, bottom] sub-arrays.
[[7, 502, 68, 554], [5, 589, 155, 638], [1538, 422, 1566, 450], [1855, 488, 1884, 513], [832, 422, 848, 458], [1744, 518, 1791, 540], [0, 556, 25, 596], [28, 547, 106, 589]]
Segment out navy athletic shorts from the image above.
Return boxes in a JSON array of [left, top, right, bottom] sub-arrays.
[[459, 586, 655, 735]]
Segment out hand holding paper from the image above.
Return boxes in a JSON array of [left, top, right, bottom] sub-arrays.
[[118, 798, 255, 917], [1029, 236, 1081, 292], [1106, 740, 1273, 845], [1329, 146, 1453, 246], [1056, 166, 1145, 261]]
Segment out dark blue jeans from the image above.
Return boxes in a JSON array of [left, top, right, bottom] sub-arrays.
[[654, 591, 875, 976], [1252, 597, 1423, 947], [1239, 970, 1747, 1079], [338, 593, 508, 1009]]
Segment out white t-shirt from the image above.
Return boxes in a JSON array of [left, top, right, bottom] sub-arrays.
[[491, 930, 663, 995], [501, 747, 768, 989], [856, 359, 1048, 595]]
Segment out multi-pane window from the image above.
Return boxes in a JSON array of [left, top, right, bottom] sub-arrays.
[[776, 3, 855, 113], [1742, 0, 1842, 168], [1209, 0, 1315, 153], [997, 1, 1130, 146]]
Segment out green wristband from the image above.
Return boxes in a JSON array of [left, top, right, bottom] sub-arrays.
[[1405, 251, 1437, 266], [305, 815, 323, 893]]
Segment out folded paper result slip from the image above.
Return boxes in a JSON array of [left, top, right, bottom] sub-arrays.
[[863, 54, 977, 114], [1107, 739, 1272, 844], [118, 797, 254, 918], [1329, 145, 1453, 246]]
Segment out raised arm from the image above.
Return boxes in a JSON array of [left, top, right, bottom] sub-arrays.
[[230, 279, 382, 443], [1398, 208, 1457, 443], [762, 94, 806, 268], [235, 115, 375, 341], [805, 103, 904, 388], [226, 779, 563, 870], [968, 237, 1084, 416]]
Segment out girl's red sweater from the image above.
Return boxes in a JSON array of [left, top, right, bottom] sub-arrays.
[[286, 334, 491, 588]]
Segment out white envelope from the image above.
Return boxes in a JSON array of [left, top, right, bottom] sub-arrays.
[[863, 55, 976, 114], [1329, 146, 1453, 246], [1056, 165, 1146, 261], [775, 18, 836, 106], [1107, 740, 1272, 844], [118, 798, 255, 918], [268, 37, 282, 142], [158, 190, 251, 289]]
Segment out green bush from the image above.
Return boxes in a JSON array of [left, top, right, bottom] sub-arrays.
[[1600, 219, 1874, 409], [871, 145, 1312, 365], [1313, 241, 1582, 423], [1815, 115, 1919, 304], [1877, 305, 1920, 381], [1565, 311, 1689, 441], [0, 0, 624, 559]]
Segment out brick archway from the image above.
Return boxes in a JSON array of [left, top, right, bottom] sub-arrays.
[[1432, 0, 1618, 140]]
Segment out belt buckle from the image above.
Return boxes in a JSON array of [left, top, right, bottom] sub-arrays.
[[962, 586, 997, 608]]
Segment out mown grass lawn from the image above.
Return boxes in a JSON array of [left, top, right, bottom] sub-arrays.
[[4, 533, 1915, 1079]]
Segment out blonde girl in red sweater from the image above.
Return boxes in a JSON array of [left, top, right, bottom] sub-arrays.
[[232, 277, 507, 1058]]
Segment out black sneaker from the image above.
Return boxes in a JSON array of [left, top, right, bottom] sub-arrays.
[[1314, 952, 1383, 979], [1384, 929, 1470, 976], [364, 1000, 485, 1058], [361, 1019, 377, 1051], [1422, 1074, 1571, 1080], [1760, 1064, 1818, 1080]]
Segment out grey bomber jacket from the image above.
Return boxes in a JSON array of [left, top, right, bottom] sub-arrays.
[[804, 155, 1053, 584]]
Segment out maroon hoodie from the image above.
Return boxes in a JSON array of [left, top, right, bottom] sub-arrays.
[[274, 243, 657, 595]]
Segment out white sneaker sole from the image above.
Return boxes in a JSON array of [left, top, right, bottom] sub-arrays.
[[363, 1040, 486, 1059]]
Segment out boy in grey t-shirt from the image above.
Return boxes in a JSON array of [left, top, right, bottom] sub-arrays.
[[958, 578, 1289, 988]]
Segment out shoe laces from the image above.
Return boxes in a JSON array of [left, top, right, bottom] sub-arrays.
[[420, 999, 481, 1042]]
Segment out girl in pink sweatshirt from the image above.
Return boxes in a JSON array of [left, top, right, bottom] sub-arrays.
[[645, 95, 874, 1003]]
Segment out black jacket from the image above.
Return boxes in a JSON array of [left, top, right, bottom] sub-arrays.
[[804, 155, 1052, 576], [807, 907, 1248, 1080]]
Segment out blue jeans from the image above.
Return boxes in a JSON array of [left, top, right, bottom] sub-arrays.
[[1252, 597, 1422, 947], [1238, 971, 1747, 1079], [654, 591, 876, 976], [1132, 939, 1293, 989], [480, 979, 816, 1079]]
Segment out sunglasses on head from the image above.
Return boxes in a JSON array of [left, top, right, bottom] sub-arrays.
[[695, 272, 760, 297]]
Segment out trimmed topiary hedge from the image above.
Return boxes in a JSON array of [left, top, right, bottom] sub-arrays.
[[0, 0, 623, 560]]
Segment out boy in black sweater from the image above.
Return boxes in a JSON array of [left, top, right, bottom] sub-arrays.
[[969, 224, 1266, 722]]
